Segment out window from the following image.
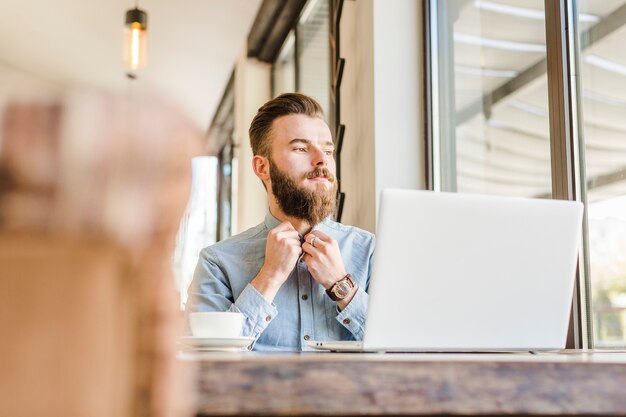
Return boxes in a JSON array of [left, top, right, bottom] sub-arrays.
[[273, 31, 296, 96], [271, 0, 330, 121], [296, 0, 330, 120], [217, 142, 234, 241], [173, 157, 218, 308], [427, 0, 626, 348], [174, 72, 235, 308], [428, 0, 551, 197]]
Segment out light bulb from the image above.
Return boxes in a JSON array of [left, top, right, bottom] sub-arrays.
[[123, 8, 148, 71]]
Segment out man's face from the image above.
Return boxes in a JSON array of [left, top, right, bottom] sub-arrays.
[[266, 114, 338, 225]]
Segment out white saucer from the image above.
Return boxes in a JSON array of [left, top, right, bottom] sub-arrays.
[[178, 336, 255, 351]]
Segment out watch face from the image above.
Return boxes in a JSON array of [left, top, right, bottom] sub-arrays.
[[333, 282, 351, 298]]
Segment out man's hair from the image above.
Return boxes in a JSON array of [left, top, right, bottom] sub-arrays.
[[249, 93, 324, 157]]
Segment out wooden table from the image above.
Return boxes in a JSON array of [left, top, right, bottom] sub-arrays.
[[179, 350, 626, 416]]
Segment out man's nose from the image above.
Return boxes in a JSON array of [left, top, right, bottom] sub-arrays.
[[312, 147, 328, 166]]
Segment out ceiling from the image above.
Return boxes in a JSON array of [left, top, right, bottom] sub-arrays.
[[0, 0, 262, 130]]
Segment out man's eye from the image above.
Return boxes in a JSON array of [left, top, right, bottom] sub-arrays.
[[324, 150, 335, 156], [295, 147, 307, 152]]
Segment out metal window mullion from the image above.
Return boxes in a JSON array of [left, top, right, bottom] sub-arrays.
[[294, 26, 300, 92], [427, 1, 458, 193], [426, 0, 441, 191], [566, 0, 593, 349], [544, 0, 589, 349]]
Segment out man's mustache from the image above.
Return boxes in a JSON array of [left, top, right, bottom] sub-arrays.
[[305, 167, 335, 182]]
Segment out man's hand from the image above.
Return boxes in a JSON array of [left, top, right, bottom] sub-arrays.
[[251, 221, 302, 302], [302, 231, 347, 289]]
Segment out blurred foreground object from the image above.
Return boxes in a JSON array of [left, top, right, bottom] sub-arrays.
[[0, 90, 201, 417]]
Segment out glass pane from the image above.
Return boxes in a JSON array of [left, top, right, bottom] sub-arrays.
[[218, 143, 234, 241], [272, 31, 296, 96], [433, 0, 551, 197], [297, 0, 330, 121], [577, 0, 626, 348], [173, 156, 218, 308]]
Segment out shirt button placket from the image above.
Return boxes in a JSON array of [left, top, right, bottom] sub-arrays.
[[298, 261, 314, 347]]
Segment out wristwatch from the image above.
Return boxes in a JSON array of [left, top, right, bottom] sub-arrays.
[[326, 274, 356, 301]]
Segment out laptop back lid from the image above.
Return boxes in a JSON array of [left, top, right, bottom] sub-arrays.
[[363, 189, 584, 351]]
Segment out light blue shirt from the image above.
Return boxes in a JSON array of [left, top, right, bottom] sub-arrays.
[[186, 212, 375, 351]]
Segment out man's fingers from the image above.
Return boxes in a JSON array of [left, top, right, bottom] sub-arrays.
[[305, 230, 335, 247], [273, 230, 301, 243], [274, 221, 296, 232], [302, 241, 316, 254], [310, 230, 331, 241], [302, 241, 328, 258], [304, 232, 318, 246], [304, 234, 327, 251]]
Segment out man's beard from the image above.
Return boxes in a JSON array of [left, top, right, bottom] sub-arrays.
[[269, 158, 337, 226]]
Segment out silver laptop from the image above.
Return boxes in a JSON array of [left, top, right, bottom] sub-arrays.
[[309, 189, 584, 352]]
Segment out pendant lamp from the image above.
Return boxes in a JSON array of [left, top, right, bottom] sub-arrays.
[[123, 4, 148, 71]]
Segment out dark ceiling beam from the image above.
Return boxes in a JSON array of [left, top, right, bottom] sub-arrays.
[[247, 0, 283, 57], [457, 2, 626, 125], [247, 0, 307, 63]]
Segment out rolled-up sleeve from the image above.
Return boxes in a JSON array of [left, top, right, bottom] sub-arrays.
[[232, 284, 278, 338], [335, 285, 368, 339], [335, 233, 375, 339], [186, 248, 277, 340]]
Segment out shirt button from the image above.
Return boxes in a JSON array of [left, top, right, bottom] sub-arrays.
[[301, 294, 308, 301], [343, 318, 351, 325], [304, 335, 310, 341], [265, 315, 272, 322]]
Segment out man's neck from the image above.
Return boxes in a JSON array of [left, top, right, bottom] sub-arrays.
[[268, 203, 313, 235]]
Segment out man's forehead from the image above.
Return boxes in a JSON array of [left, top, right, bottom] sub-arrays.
[[270, 114, 332, 143]]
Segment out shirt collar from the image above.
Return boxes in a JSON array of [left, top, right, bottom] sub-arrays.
[[264, 211, 282, 230], [263, 211, 332, 233]]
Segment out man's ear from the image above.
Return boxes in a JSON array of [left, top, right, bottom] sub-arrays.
[[252, 155, 270, 182]]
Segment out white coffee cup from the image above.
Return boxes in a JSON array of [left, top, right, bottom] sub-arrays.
[[189, 311, 244, 338]]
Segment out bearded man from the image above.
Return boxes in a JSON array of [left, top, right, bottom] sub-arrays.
[[186, 93, 375, 351]]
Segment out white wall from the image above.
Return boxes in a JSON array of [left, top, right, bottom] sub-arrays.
[[232, 51, 271, 234], [372, 0, 425, 210], [339, 0, 425, 233], [0, 63, 65, 109]]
